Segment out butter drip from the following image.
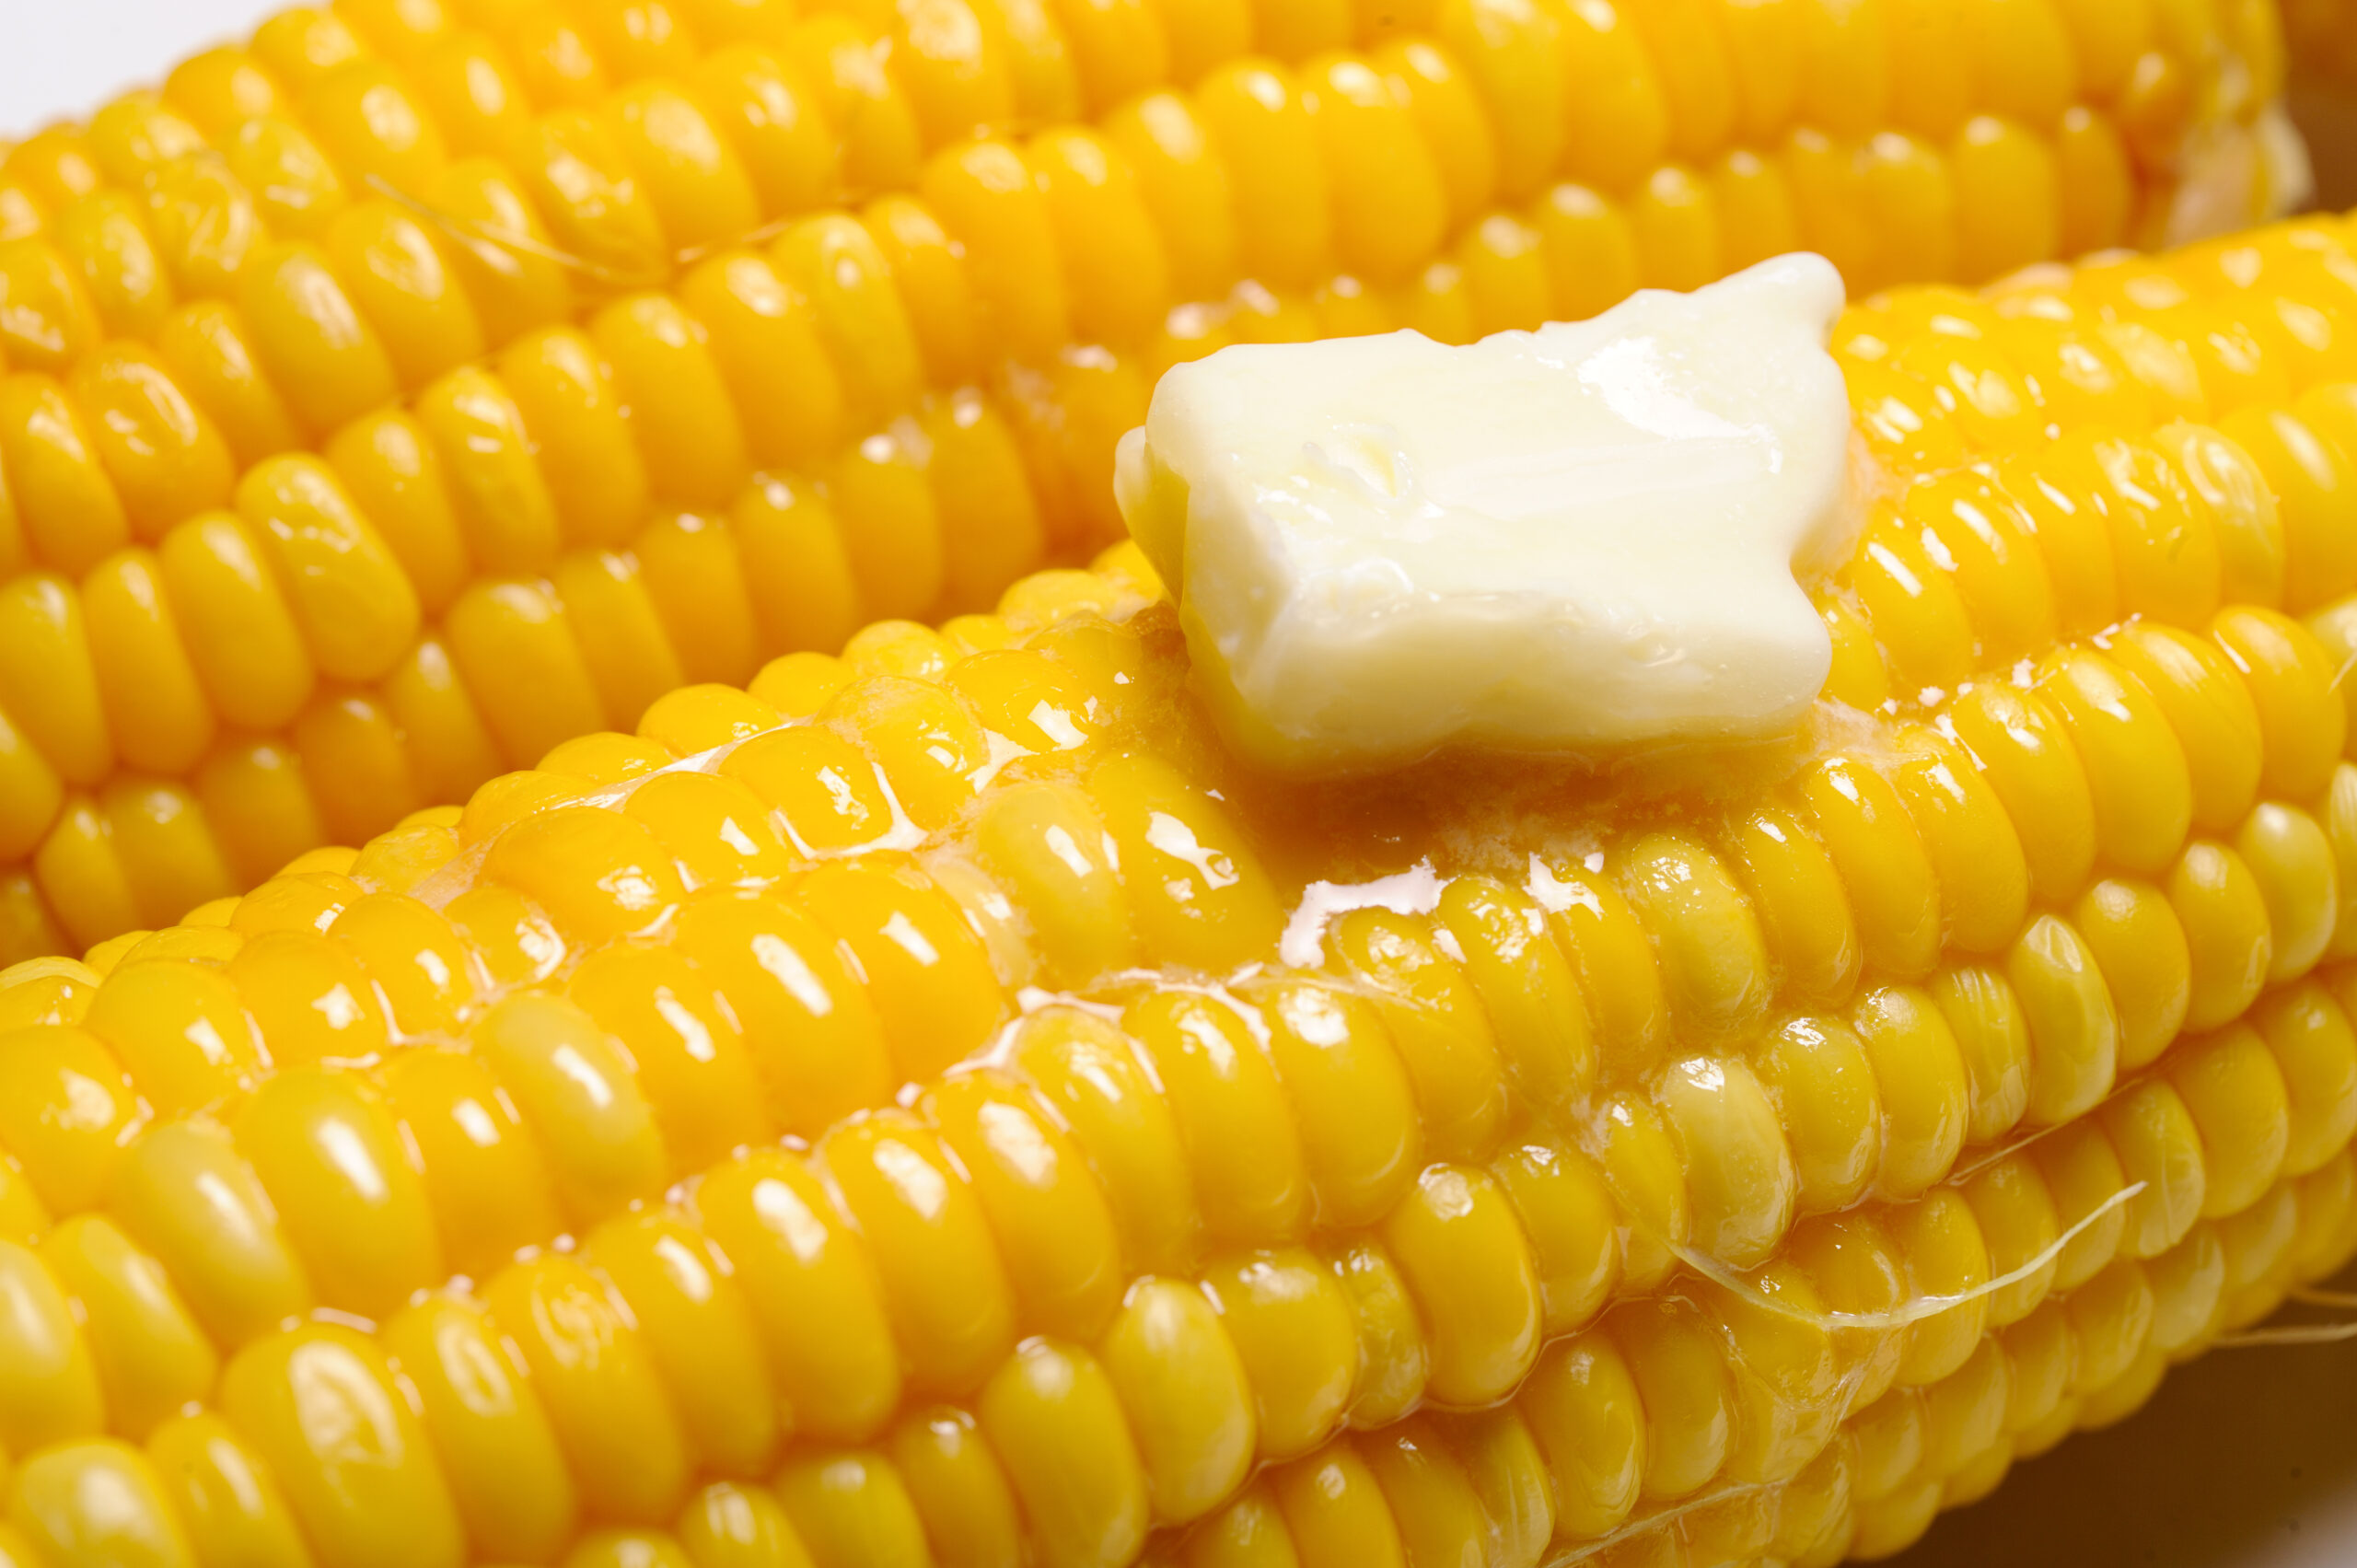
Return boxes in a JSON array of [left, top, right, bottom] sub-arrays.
[[1117, 252, 1859, 775]]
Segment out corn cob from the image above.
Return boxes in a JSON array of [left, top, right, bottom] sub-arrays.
[[0, 207, 2353, 1568], [1143, 1084, 2357, 1568], [0, 0, 2311, 960]]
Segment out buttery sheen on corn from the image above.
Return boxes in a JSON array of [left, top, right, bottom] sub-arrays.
[[0, 0, 2308, 957], [3, 210, 2357, 1568]]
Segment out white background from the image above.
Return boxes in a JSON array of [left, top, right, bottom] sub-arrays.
[[1, 0, 276, 137], [7, 0, 2357, 1562]]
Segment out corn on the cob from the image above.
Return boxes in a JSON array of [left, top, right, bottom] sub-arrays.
[[0, 0, 2311, 959], [0, 206, 2354, 1568], [1142, 1075, 2357, 1568]]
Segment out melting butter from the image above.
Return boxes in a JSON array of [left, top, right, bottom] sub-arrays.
[[1116, 253, 1858, 774]]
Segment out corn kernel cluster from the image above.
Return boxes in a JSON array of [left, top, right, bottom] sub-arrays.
[[0, 0, 2304, 958], [0, 203, 2353, 1567]]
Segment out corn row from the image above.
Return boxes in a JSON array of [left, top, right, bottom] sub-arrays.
[[1142, 1050, 2357, 1568], [0, 913, 2347, 1568], [5, 0, 2285, 315], [0, 0, 2310, 954]]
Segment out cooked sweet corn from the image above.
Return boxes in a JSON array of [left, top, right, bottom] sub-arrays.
[[0, 208, 2355, 1567], [0, 0, 2314, 957], [1140, 1072, 2357, 1568]]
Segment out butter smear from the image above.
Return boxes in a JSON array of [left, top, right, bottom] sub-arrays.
[[1116, 253, 1858, 774]]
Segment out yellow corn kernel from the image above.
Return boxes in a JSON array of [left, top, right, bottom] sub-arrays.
[[524, 109, 668, 285], [1603, 832, 1767, 1051], [1959, 1153, 2061, 1325], [145, 1411, 311, 1568], [824, 1109, 1019, 1396], [1329, 905, 1506, 1156], [0, 239, 104, 375], [416, 364, 563, 575], [9, 1438, 195, 1566], [1, 376, 124, 582], [2108, 622, 2264, 836], [590, 1210, 782, 1477], [1016, 1007, 1202, 1276], [630, 770, 795, 890], [2223, 400, 2357, 613], [671, 890, 895, 1134], [67, 346, 234, 543], [2036, 645, 2197, 876], [0, 1021, 139, 1212], [1358, 1418, 1493, 1567], [161, 41, 281, 130], [2237, 802, 2338, 983], [1199, 1248, 1357, 1464], [233, 1066, 443, 1316], [427, 159, 574, 343], [1193, 61, 1329, 291], [1119, 990, 1305, 1249], [1656, 1051, 1797, 1269], [234, 454, 419, 683], [471, 990, 668, 1224], [1631, 164, 1724, 292], [1752, 1014, 1881, 1215], [1451, 0, 1564, 196], [1613, 1295, 1736, 1501], [1802, 754, 1944, 980], [0, 1238, 105, 1453], [933, 1069, 1122, 1340], [2258, 982, 2357, 1176], [913, 138, 1070, 368], [2098, 1077, 2207, 1259], [1236, 981, 1412, 1230], [1096, 1276, 1257, 1526], [1381, 1163, 1542, 1406], [224, 908, 384, 1056], [2067, 877, 2191, 1074], [2216, 607, 2348, 802], [1102, 92, 1237, 306], [2005, 912, 2123, 1126], [1491, 1137, 1621, 1342], [2168, 1022, 2292, 1217], [798, 858, 1003, 1080], [445, 578, 608, 769], [40, 1214, 215, 1440], [1263, 1443, 1404, 1566], [79, 552, 210, 783], [487, 1253, 693, 1526], [377, 1044, 560, 1283], [319, 202, 482, 398], [772, 1449, 933, 1567], [1890, 1185, 1992, 1387], [105, 1119, 310, 1349], [383, 1294, 577, 1559], [694, 1148, 904, 1446], [2171, 838, 2276, 1030], [677, 1479, 821, 1568]]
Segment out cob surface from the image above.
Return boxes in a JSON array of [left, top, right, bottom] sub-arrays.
[[1, 209, 2356, 1568], [0, 0, 2309, 960]]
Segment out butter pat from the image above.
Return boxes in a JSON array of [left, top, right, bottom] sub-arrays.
[[1116, 253, 1857, 774]]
